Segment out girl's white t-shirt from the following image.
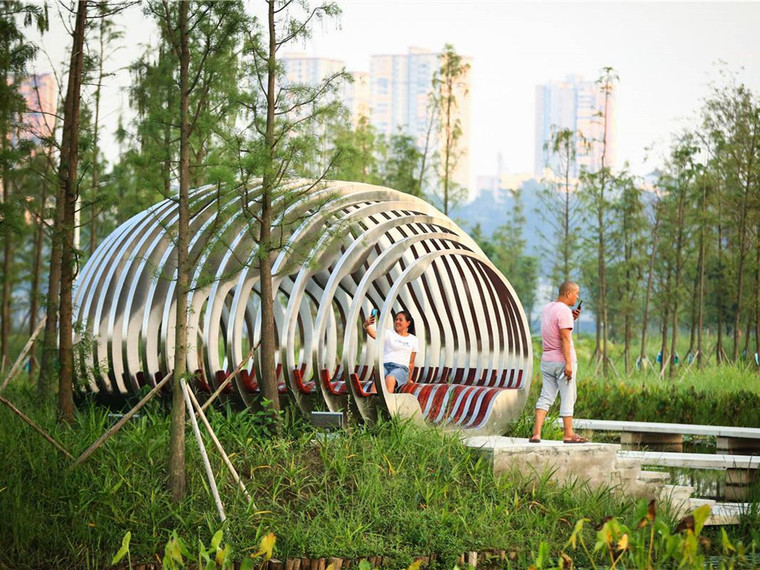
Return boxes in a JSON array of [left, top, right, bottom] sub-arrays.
[[383, 329, 419, 366]]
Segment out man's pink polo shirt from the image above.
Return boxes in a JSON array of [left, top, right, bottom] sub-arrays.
[[541, 301, 576, 363]]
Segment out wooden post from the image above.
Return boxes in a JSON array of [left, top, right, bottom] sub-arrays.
[[0, 317, 46, 392], [184, 381, 254, 505], [71, 371, 173, 468], [0, 394, 74, 460], [181, 378, 226, 521]]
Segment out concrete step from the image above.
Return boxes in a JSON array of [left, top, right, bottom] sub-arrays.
[[465, 436, 621, 490], [705, 502, 750, 526], [638, 470, 670, 484], [689, 498, 716, 510], [660, 484, 696, 517]]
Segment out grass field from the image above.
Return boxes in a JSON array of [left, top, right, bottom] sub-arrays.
[[1, 377, 759, 569]]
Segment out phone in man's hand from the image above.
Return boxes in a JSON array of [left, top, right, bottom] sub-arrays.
[[577, 300, 583, 310], [371, 308, 379, 319]]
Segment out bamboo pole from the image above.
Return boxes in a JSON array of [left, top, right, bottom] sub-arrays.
[[0, 317, 46, 392], [200, 343, 258, 413], [0, 394, 74, 460], [677, 351, 700, 383], [184, 381, 253, 505], [181, 378, 226, 522], [71, 371, 173, 468]]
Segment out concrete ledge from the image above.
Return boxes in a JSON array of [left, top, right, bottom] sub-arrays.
[[569, 418, 760, 440], [619, 450, 760, 470], [465, 436, 621, 490]]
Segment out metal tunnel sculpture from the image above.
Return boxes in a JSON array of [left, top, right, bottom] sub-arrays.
[[73, 181, 532, 435]]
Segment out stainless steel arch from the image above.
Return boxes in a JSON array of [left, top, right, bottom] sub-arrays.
[[74, 181, 532, 435]]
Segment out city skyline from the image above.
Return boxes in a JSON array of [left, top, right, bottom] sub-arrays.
[[534, 75, 616, 179], [284, 47, 472, 190], [28, 2, 760, 193]]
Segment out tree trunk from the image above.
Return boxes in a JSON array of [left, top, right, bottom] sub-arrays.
[[89, 14, 106, 256], [624, 314, 631, 375], [595, 73, 613, 377], [1, 171, 13, 372], [732, 181, 751, 362], [57, 0, 88, 423], [416, 102, 436, 199], [29, 180, 48, 377], [687, 276, 698, 355], [168, 0, 190, 502], [696, 208, 706, 369], [562, 147, 572, 280], [442, 76, 453, 216], [716, 213, 724, 364], [743, 315, 752, 358], [257, 0, 281, 415], [756, 228, 760, 372], [0, 47, 15, 371], [669, 192, 687, 379], [660, 303, 670, 375], [639, 203, 661, 367], [39, 196, 63, 399]]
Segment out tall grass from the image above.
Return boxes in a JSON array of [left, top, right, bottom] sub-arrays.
[[0, 382, 643, 568], [2, 373, 758, 568]]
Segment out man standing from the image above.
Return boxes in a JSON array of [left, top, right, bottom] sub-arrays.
[[529, 281, 586, 443]]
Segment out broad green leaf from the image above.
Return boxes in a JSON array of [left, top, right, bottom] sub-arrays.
[[720, 528, 736, 554], [112, 531, 131, 564], [216, 544, 230, 566], [211, 529, 224, 551], [692, 504, 711, 536], [565, 518, 589, 550], [252, 532, 276, 560]]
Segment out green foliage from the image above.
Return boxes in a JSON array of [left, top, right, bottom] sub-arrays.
[[575, 379, 760, 426], [431, 43, 469, 215], [2, 387, 645, 568], [472, 188, 539, 318], [384, 129, 424, 197], [112, 530, 131, 567], [535, 500, 757, 570], [536, 126, 583, 284], [330, 115, 384, 184]]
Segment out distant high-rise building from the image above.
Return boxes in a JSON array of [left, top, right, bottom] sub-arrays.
[[281, 54, 370, 128], [282, 53, 344, 86], [370, 47, 472, 191], [344, 71, 370, 127], [534, 75, 616, 178], [17, 73, 57, 145], [281, 49, 473, 193]]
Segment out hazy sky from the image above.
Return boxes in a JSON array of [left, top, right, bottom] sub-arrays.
[[32, 1, 760, 184]]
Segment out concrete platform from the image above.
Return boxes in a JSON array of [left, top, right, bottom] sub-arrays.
[[465, 436, 622, 490], [464, 436, 751, 525]]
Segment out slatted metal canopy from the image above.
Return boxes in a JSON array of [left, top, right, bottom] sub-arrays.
[[73, 180, 532, 435]]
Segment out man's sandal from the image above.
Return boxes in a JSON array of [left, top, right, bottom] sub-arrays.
[[563, 434, 588, 444], [528, 436, 541, 443]]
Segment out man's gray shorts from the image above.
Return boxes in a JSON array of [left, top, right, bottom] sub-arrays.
[[535, 360, 577, 417]]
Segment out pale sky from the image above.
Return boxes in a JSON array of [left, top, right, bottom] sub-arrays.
[[31, 1, 760, 186]]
